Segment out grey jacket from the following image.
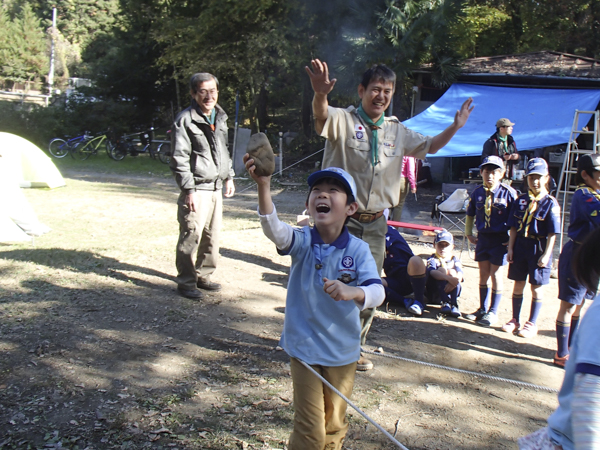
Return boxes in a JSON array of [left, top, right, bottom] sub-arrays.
[[170, 101, 234, 193]]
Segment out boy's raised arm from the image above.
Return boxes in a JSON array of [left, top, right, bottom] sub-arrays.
[[244, 154, 273, 215]]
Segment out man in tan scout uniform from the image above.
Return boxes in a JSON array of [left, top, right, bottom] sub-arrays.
[[306, 59, 474, 370]]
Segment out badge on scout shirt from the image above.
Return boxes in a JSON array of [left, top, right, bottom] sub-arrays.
[[354, 124, 365, 140]]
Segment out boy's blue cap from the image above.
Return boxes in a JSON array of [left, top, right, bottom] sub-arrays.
[[480, 155, 504, 170], [526, 158, 549, 176], [307, 167, 357, 200], [435, 230, 454, 245]]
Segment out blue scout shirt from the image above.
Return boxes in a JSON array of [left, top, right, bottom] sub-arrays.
[[278, 226, 382, 367], [507, 192, 561, 238], [383, 225, 414, 279], [567, 185, 600, 243], [547, 293, 600, 450], [466, 183, 517, 234]]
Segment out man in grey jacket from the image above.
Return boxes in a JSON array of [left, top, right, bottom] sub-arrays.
[[170, 72, 235, 299]]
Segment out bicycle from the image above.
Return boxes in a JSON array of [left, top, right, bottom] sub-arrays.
[[48, 132, 92, 158], [156, 129, 172, 164], [70, 132, 115, 161], [110, 128, 157, 161]]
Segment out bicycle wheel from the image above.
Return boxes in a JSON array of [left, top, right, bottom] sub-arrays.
[[71, 141, 91, 161], [49, 139, 69, 158], [104, 139, 115, 157], [110, 143, 127, 161], [149, 143, 159, 160], [158, 142, 171, 164]]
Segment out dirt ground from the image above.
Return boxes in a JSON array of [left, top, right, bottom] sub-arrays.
[[0, 167, 574, 449]]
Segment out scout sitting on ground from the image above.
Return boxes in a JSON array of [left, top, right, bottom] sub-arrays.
[[465, 155, 518, 327], [381, 224, 428, 316], [426, 230, 464, 318], [243, 157, 384, 450]]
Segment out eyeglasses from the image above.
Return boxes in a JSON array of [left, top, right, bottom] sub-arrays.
[[197, 89, 218, 97]]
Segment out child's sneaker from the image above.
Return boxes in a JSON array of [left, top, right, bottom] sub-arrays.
[[477, 311, 497, 327], [450, 305, 461, 318], [465, 308, 486, 321], [501, 318, 520, 333], [517, 321, 538, 338], [440, 303, 452, 315], [408, 303, 423, 316]]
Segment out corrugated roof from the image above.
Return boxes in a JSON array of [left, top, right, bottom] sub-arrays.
[[460, 51, 600, 79]]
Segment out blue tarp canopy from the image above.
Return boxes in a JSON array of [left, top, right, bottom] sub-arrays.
[[403, 83, 600, 158]]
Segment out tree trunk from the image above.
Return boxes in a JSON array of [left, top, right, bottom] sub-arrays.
[[301, 76, 312, 138], [257, 84, 268, 133]]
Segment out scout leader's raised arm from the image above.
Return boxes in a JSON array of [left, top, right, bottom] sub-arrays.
[[429, 97, 474, 154], [305, 59, 337, 135]]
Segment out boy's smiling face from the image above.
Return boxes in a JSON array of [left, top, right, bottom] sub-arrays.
[[306, 179, 358, 229]]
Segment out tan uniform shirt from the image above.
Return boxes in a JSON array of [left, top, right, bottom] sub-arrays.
[[321, 105, 432, 213]]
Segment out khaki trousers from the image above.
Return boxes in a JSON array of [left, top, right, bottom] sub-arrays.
[[288, 358, 357, 450], [175, 190, 222, 290], [346, 215, 387, 345], [391, 177, 410, 222]]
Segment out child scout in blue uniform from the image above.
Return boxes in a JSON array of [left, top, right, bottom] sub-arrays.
[[465, 155, 518, 327], [426, 230, 464, 318], [518, 227, 600, 450], [503, 158, 560, 338], [554, 153, 600, 368], [382, 225, 428, 316], [243, 157, 384, 450]]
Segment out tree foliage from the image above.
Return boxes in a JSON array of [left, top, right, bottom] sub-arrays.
[[3, 0, 600, 147], [0, 4, 48, 83]]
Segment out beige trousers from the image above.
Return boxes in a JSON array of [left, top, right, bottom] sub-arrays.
[[175, 190, 222, 290], [288, 358, 357, 450], [391, 177, 410, 222], [346, 215, 387, 344]]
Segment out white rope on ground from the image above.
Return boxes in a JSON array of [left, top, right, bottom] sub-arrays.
[[361, 348, 559, 394], [236, 148, 324, 194], [298, 358, 410, 450]]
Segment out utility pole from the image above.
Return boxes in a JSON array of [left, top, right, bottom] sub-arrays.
[[47, 7, 57, 95]]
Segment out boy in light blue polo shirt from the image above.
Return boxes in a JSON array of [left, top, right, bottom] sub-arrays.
[[244, 155, 384, 450]]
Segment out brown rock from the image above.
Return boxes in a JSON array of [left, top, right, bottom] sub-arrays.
[[246, 133, 275, 177]]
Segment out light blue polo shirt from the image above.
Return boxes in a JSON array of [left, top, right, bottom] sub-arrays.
[[548, 293, 600, 449], [278, 226, 381, 367]]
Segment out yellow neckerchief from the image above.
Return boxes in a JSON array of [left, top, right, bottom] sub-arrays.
[[435, 252, 448, 270], [576, 183, 600, 202], [518, 190, 546, 237], [484, 184, 494, 228]]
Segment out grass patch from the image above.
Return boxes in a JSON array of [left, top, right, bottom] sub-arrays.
[[48, 149, 173, 178]]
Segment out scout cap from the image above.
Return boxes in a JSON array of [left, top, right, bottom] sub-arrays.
[[307, 167, 357, 201], [526, 158, 549, 176], [480, 155, 505, 170], [496, 118, 515, 127], [578, 154, 600, 177], [434, 230, 454, 245]]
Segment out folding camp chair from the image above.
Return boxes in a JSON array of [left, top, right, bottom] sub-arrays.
[[432, 183, 477, 259]]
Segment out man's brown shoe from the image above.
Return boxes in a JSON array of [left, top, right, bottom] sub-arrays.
[[197, 280, 222, 291], [177, 287, 204, 299], [356, 355, 373, 371]]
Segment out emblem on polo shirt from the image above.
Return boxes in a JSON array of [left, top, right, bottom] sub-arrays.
[[338, 273, 356, 284], [342, 256, 354, 268]]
